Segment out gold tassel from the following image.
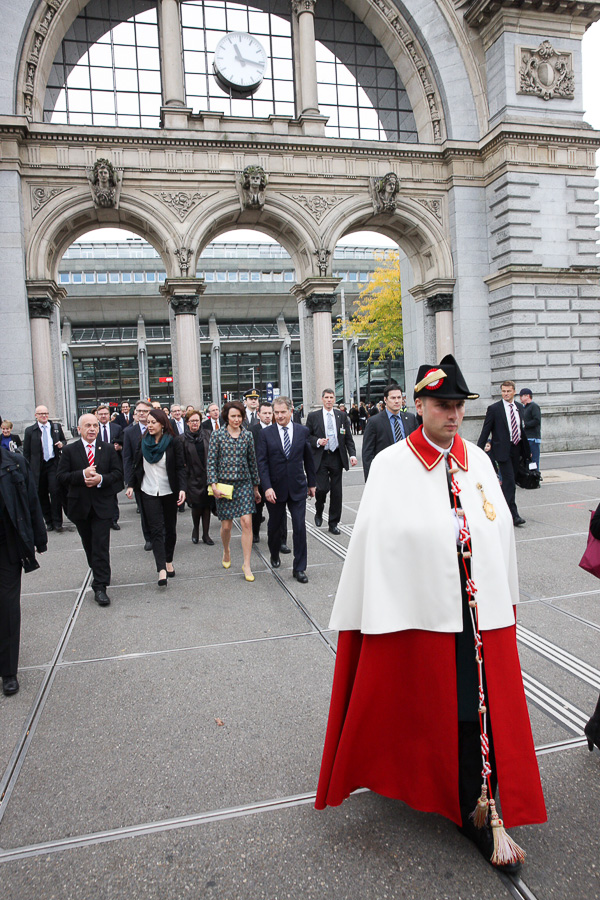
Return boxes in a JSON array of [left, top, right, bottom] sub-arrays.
[[470, 784, 489, 829], [489, 800, 526, 865]]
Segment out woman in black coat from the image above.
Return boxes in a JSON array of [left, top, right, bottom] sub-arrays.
[[179, 409, 213, 545], [126, 408, 186, 586], [584, 504, 600, 752]]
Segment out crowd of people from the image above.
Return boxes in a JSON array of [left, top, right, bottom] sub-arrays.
[[1, 363, 598, 879]]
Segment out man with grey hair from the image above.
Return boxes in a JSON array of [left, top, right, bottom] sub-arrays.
[[23, 405, 66, 533], [170, 403, 186, 436], [58, 414, 123, 606], [256, 396, 316, 583]]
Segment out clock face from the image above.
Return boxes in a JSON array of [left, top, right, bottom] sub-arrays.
[[213, 32, 268, 95]]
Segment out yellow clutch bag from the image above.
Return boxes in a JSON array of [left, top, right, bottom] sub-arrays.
[[208, 483, 234, 500]]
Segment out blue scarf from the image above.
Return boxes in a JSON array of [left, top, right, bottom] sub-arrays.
[[142, 431, 172, 464]]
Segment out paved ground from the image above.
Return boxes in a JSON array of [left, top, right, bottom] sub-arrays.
[[1, 439, 599, 899]]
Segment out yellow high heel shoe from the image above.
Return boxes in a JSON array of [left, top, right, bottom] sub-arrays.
[[222, 555, 231, 569], [243, 568, 255, 582]]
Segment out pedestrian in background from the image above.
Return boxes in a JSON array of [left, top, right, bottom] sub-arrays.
[[179, 409, 214, 546], [519, 388, 542, 473], [1, 422, 22, 452]]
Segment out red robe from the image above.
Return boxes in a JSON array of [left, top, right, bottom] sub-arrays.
[[315, 429, 547, 828]]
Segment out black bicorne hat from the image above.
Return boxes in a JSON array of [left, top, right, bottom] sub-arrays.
[[413, 354, 479, 400]]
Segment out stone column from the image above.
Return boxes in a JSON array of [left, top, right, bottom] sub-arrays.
[[158, 0, 191, 128], [426, 293, 454, 359], [27, 280, 66, 417], [291, 277, 341, 407], [292, 0, 319, 115], [161, 279, 205, 408]]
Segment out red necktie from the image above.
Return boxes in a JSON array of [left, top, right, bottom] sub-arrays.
[[86, 443, 95, 465]]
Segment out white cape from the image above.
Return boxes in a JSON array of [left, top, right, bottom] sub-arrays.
[[329, 437, 519, 634]]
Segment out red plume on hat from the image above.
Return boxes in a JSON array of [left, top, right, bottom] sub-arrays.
[[413, 354, 479, 400]]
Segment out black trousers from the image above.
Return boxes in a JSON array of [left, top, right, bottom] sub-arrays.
[[38, 458, 63, 528], [498, 443, 522, 521], [267, 496, 307, 572], [0, 553, 22, 677], [315, 450, 344, 527], [142, 492, 178, 571], [134, 487, 151, 541], [74, 513, 112, 592]]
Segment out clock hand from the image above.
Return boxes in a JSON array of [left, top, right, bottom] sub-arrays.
[[233, 44, 246, 66]]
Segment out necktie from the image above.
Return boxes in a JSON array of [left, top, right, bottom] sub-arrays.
[[509, 404, 520, 445], [42, 424, 52, 461], [326, 412, 338, 452], [393, 415, 405, 443], [103, 425, 109, 443], [86, 443, 95, 466], [283, 426, 291, 457], [215, 420, 219, 430]]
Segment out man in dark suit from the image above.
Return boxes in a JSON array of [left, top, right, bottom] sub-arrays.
[[477, 380, 531, 526], [23, 405, 66, 532], [96, 405, 124, 530], [306, 389, 357, 534], [250, 402, 290, 553], [57, 414, 123, 606], [362, 384, 419, 480], [256, 396, 316, 584], [114, 400, 133, 430], [243, 389, 260, 429], [202, 402, 222, 434], [122, 400, 153, 550], [169, 403, 186, 436]]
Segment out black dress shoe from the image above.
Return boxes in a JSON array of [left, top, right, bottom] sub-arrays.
[[53, 525, 64, 533], [329, 525, 341, 535], [191, 529, 199, 544], [279, 543, 291, 554], [144, 541, 152, 551], [270, 556, 281, 568], [167, 568, 175, 578], [458, 821, 522, 874], [2, 675, 19, 696], [202, 535, 215, 546], [94, 590, 111, 607], [513, 516, 526, 527], [314, 513, 323, 527], [253, 534, 260, 543], [110, 522, 121, 531], [293, 570, 308, 583], [45, 523, 54, 532]]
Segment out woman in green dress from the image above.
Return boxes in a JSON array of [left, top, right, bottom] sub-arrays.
[[207, 400, 261, 582]]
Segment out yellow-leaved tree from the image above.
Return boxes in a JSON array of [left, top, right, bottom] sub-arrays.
[[337, 250, 402, 361]]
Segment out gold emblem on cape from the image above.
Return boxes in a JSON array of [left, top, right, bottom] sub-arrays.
[[476, 483, 496, 521]]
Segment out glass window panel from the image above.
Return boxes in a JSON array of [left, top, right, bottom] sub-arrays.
[[88, 43, 113, 68], [90, 67, 110, 90], [97, 273, 108, 283], [226, 8, 247, 30], [239, 272, 249, 281], [137, 47, 160, 69], [248, 10, 270, 33], [116, 93, 140, 114], [181, 3, 203, 27], [109, 272, 120, 283], [72, 273, 83, 283], [318, 83, 338, 105], [59, 273, 70, 284], [251, 272, 260, 281], [184, 50, 205, 74], [206, 7, 227, 29], [112, 22, 137, 45], [95, 112, 118, 126], [359, 106, 379, 129], [85, 273, 95, 283], [122, 272, 132, 282], [134, 272, 144, 282], [140, 92, 161, 115], [274, 100, 294, 116], [68, 89, 93, 113], [92, 90, 116, 114], [146, 272, 156, 282], [67, 66, 91, 90], [337, 84, 358, 107], [271, 36, 291, 58], [336, 67, 357, 89], [216, 272, 226, 281], [227, 271, 238, 281], [205, 272, 214, 281], [135, 24, 159, 47], [271, 58, 293, 81]]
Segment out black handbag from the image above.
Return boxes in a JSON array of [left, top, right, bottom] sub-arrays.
[[516, 459, 541, 490]]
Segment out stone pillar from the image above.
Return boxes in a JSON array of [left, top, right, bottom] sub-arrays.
[[158, 0, 191, 128], [208, 315, 221, 405], [426, 293, 455, 359], [292, 0, 319, 115], [137, 316, 150, 399], [291, 277, 341, 407], [27, 280, 66, 417], [160, 279, 205, 408]]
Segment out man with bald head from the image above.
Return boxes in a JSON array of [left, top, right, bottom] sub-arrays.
[[57, 414, 123, 606]]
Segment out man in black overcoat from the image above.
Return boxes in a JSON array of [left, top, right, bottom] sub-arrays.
[[122, 400, 152, 549], [362, 384, 418, 480], [23, 404, 66, 531]]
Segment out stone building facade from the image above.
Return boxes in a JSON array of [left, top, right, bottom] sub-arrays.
[[0, 0, 599, 447]]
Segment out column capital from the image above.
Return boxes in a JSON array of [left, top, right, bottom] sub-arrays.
[[292, 0, 316, 17], [426, 293, 454, 314], [160, 278, 206, 315], [290, 277, 341, 313], [26, 279, 67, 318], [408, 278, 456, 304]]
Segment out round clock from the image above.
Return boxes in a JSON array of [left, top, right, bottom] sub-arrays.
[[213, 32, 268, 96]]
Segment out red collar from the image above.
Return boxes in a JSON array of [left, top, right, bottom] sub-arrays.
[[406, 425, 468, 471]]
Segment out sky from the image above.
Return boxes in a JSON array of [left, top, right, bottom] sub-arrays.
[[79, 20, 600, 248]]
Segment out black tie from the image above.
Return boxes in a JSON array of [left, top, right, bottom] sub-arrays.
[[393, 415, 404, 443], [103, 425, 109, 443]]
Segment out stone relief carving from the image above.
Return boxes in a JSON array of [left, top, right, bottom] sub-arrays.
[[371, 172, 400, 214], [87, 158, 121, 208], [292, 0, 316, 15], [371, 0, 442, 141], [152, 191, 210, 221], [417, 198, 443, 222], [239, 165, 268, 210], [175, 248, 193, 276], [22, 0, 63, 117], [31, 186, 69, 216], [314, 248, 331, 276], [289, 194, 344, 222], [169, 294, 200, 315], [426, 293, 453, 314], [305, 293, 337, 314], [518, 42, 574, 101], [28, 296, 55, 319]]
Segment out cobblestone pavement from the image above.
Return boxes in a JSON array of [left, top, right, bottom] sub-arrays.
[[1, 442, 599, 899]]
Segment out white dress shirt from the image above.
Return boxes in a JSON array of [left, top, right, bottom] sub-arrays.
[[322, 407, 338, 452], [81, 438, 103, 487], [277, 421, 293, 451], [39, 422, 54, 460], [141, 453, 171, 496], [502, 399, 520, 440]]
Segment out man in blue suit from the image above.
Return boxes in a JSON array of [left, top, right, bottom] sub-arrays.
[[256, 396, 316, 584]]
